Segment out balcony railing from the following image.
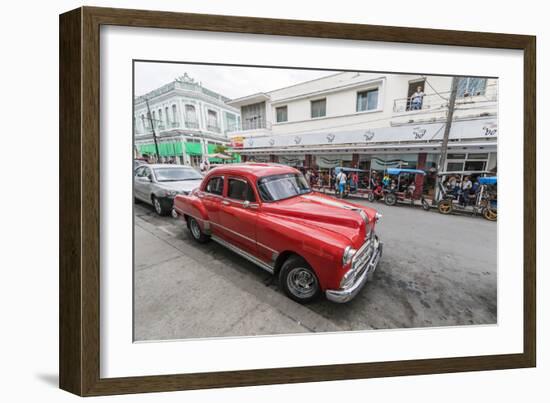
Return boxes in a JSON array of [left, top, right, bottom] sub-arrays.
[[207, 124, 221, 133], [393, 84, 498, 113], [226, 120, 272, 133], [135, 120, 181, 135], [185, 121, 199, 129]]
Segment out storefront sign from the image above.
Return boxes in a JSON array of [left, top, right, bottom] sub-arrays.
[[230, 136, 244, 148], [237, 118, 497, 149]]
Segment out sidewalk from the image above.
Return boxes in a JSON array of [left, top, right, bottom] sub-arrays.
[[134, 215, 341, 341]]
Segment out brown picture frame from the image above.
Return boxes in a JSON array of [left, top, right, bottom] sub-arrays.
[[59, 6, 536, 396]]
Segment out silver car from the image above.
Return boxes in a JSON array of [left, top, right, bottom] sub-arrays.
[[134, 164, 203, 216]]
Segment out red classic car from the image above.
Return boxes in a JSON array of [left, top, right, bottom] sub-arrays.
[[173, 163, 383, 303]]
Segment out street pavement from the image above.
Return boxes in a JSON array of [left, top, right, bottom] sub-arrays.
[[134, 198, 497, 341]]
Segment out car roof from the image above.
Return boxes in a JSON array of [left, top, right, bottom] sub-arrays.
[[208, 163, 299, 178], [140, 163, 196, 169]]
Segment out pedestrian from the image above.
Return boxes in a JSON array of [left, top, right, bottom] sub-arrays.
[[382, 174, 391, 188], [461, 175, 473, 205], [305, 169, 312, 185], [336, 169, 347, 198], [199, 159, 210, 173], [410, 85, 425, 110], [351, 172, 359, 189]]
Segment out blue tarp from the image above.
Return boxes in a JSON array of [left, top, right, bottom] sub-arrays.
[[386, 168, 426, 175], [479, 176, 497, 185], [334, 167, 367, 173]]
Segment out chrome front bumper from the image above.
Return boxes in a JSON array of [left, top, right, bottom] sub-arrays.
[[325, 236, 383, 303]]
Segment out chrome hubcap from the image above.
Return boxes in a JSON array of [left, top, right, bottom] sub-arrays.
[[190, 219, 201, 239], [154, 199, 162, 214], [287, 267, 318, 298]]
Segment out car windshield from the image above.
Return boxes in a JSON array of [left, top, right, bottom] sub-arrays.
[[258, 173, 311, 202], [154, 167, 202, 182]]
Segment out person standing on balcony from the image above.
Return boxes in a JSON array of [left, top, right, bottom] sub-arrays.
[[410, 86, 425, 110]]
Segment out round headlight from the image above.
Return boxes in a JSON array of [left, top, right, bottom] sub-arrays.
[[342, 246, 357, 266], [375, 212, 383, 222]]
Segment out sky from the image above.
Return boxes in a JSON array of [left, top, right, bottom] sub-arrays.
[[134, 61, 340, 99]]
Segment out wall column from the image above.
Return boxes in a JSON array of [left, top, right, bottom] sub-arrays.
[[305, 154, 313, 168], [415, 153, 427, 198], [351, 153, 360, 168]]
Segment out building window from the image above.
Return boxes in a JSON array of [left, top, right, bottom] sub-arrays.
[[447, 153, 467, 160], [241, 102, 266, 130], [207, 109, 219, 132], [446, 162, 464, 172], [457, 77, 487, 97], [276, 106, 288, 123], [224, 112, 237, 132], [171, 104, 178, 124], [311, 99, 326, 118], [467, 152, 489, 160], [164, 107, 170, 127], [464, 160, 487, 171], [185, 105, 197, 128], [158, 109, 163, 128], [357, 89, 379, 112]]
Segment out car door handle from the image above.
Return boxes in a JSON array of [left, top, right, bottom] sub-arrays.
[[221, 200, 230, 206]]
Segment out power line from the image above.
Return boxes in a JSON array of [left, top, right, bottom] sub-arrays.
[[422, 77, 449, 101]]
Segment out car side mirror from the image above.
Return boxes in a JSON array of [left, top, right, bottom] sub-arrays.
[[242, 200, 250, 208], [147, 174, 153, 182]]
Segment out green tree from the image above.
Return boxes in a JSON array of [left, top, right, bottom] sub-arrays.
[[213, 144, 228, 154]]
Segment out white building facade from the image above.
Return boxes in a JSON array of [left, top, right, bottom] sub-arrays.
[[227, 72, 498, 195], [134, 73, 241, 166]]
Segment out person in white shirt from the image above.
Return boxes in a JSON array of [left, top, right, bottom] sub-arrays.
[[199, 159, 210, 174], [410, 85, 425, 110], [336, 170, 347, 198], [461, 176, 473, 206]]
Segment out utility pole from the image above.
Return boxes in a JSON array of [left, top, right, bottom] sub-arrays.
[[434, 76, 459, 203], [145, 98, 160, 161]]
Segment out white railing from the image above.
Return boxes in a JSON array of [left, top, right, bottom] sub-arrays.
[[393, 84, 498, 113]]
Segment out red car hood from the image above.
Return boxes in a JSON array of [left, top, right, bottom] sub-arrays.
[[261, 192, 377, 248]]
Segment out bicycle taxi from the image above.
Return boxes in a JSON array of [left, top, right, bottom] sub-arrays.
[[436, 172, 497, 221], [381, 168, 431, 209]]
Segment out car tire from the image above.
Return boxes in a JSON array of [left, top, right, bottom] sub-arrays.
[[187, 217, 210, 243], [385, 193, 397, 206], [152, 196, 169, 216], [367, 192, 375, 202], [279, 255, 320, 304]]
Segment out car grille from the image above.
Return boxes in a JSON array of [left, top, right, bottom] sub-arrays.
[[352, 240, 373, 272]]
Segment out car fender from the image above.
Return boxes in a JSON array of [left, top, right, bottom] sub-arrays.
[[173, 193, 210, 231], [257, 214, 350, 291]]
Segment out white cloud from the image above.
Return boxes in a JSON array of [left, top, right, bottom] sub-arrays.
[[134, 61, 339, 99]]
